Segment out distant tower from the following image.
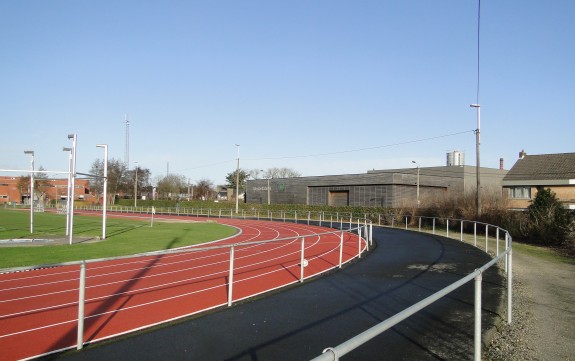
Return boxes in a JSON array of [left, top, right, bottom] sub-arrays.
[[124, 114, 130, 166], [446, 150, 465, 166]]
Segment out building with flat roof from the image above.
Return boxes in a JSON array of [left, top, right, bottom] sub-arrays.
[[246, 165, 507, 208], [0, 176, 92, 205]]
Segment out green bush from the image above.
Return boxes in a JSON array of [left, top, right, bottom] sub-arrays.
[[525, 188, 575, 246]]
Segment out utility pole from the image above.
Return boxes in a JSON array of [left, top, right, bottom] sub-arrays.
[[471, 104, 481, 217]]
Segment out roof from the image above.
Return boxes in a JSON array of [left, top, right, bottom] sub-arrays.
[[503, 152, 575, 185]]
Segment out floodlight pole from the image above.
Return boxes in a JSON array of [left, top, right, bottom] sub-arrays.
[[24, 150, 34, 233], [412, 160, 420, 208], [267, 177, 271, 205], [470, 104, 481, 217], [96, 144, 108, 240], [68, 134, 77, 245], [235, 144, 240, 214], [63, 147, 73, 236]]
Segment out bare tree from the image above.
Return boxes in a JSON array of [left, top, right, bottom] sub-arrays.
[[90, 158, 128, 202], [194, 178, 215, 200], [263, 167, 301, 179], [17, 166, 51, 203], [125, 166, 151, 199], [156, 173, 188, 200]]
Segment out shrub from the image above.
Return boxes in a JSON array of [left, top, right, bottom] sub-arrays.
[[525, 188, 575, 246]]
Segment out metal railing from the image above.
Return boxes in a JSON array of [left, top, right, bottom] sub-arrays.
[[0, 218, 370, 361], [312, 215, 512, 361], [4, 205, 512, 360]]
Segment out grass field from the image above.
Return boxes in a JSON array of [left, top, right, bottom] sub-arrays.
[[0, 208, 237, 269]]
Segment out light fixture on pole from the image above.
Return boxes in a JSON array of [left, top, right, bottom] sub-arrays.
[[411, 160, 420, 208], [470, 104, 481, 217], [267, 177, 271, 205], [63, 147, 72, 236], [96, 144, 108, 240], [235, 144, 240, 214], [259, 169, 271, 205], [259, 169, 269, 205], [67, 133, 77, 245], [24, 150, 34, 233]]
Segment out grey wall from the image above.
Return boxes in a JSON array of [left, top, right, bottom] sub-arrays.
[[246, 166, 507, 207]]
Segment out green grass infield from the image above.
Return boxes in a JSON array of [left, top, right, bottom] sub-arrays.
[[0, 208, 237, 269]]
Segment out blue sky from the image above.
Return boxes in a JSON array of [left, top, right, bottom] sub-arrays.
[[1, 1, 573, 185]]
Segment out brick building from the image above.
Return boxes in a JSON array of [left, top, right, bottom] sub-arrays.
[[502, 151, 575, 210], [0, 176, 92, 205]]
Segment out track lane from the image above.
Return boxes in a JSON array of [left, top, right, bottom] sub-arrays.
[[0, 214, 366, 360]]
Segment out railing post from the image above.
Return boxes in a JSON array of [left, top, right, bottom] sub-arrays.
[[77, 260, 86, 350], [446, 219, 449, 238], [358, 226, 362, 259], [505, 232, 509, 273], [363, 221, 369, 251], [496, 228, 500, 257], [339, 231, 344, 268], [369, 222, 373, 246], [228, 245, 235, 306], [508, 243, 513, 324], [485, 224, 489, 253], [300, 237, 305, 282], [474, 270, 483, 361], [460, 221, 464, 242], [474, 222, 477, 247]]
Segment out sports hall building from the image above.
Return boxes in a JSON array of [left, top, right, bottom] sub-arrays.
[[246, 166, 507, 207]]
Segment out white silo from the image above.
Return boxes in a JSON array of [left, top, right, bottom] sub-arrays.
[[446, 150, 465, 166]]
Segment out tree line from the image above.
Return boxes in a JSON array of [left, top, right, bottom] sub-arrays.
[[88, 158, 300, 203]]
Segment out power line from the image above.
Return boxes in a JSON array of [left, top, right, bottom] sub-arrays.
[[170, 129, 474, 174], [245, 130, 474, 161]]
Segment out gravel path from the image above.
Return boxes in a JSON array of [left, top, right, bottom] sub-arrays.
[[485, 247, 575, 361]]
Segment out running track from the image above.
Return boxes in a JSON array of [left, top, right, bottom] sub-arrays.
[[0, 213, 366, 361]]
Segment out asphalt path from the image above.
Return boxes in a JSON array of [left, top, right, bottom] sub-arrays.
[[54, 226, 505, 361]]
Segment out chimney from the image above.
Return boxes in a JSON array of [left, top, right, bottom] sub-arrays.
[[500, 158, 504, 170], [519, 149, 527, 159]]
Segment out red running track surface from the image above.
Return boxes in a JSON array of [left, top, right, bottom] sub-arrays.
[[0, 215, 365, 360]]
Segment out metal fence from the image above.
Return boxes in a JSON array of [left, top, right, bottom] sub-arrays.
[[3, 204, 512, 360], [0, 216, 370, 361], [311, 216, 512, 361]]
